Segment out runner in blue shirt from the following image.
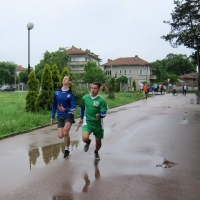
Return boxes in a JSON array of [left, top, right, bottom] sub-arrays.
[[51, 76, 76, 158]]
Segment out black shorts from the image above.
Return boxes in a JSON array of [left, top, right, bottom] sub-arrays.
[[57, 115, 75, 128]]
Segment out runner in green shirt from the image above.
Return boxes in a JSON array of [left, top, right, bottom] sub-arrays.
[[79, 82, 108, 160]]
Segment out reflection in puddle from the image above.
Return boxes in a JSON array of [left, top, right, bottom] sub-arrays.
[[82, 174, 90, 193], [82, 160, 100, 193], [28, 140, 79, 169], [182, 117, 188, 124], [156, 159, 175, 168], [179, 117, 188, 124]]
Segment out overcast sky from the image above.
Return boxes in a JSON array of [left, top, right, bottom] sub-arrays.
[[0, 0, 194, 69]]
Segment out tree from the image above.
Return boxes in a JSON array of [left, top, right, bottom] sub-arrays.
[[151, 60, 166, 82], [115, 76, 128, 92], [19, 69, 28, 83], [37, 64, 54, 110], [61, 66, 70, 81], [132, 80, 136, 91], [52, 64, 61, 90], [105, 77, 115, 99], [161, 0, 200, 88], [117, 75, 128, 83], [151, 53, 195, 82], [165, 53, 196, 75], [82, 61, 107, 83], [0, 61, 17, 85], [35, 47, 69, 82], [163, 73, 178, 84], [25, 71, 39, 112]]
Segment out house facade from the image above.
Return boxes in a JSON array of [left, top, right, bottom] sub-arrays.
[[102, 55, 156, 89], [66, 45, 101, 74], [177, 72, 198, 88]]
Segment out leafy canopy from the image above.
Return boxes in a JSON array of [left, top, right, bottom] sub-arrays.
[[151, 53, 195, 82], [161, 0, 200, 74], [35, 47, 69, 82], [0, 62, 17, 85], [82, 61, 107, 83]]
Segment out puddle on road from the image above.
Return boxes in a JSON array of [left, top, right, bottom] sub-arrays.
[[190, 98, 194, 104], [182, 117, 188, 124], [178, 117, 188, 124], [28, 140, 79, 169], [195, 111, 200, 119], [156, 159, 175, 168]]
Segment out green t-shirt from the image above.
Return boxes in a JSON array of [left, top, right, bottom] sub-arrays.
[[82, 94, 108, 127]]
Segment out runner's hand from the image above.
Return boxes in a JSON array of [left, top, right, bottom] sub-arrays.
[[79, 119, 83, 124], [50, 118, 54, 126], [96, 113, 100, 118], [57, 104, 66, 112]]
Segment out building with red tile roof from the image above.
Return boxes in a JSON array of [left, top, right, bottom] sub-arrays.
[[102, 55, 156, 87], [66, 45, 101, 74], [16, 65, 26, 75], [179, 72, 198, 80], [178, 72, 198, 88]]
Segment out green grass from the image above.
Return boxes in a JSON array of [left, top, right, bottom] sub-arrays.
[[0, 91, 143, 138]]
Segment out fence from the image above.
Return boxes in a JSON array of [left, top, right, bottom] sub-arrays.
[[15, 83, 28, 91]]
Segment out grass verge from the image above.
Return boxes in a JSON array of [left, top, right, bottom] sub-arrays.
[[0, 91, 143, 139]]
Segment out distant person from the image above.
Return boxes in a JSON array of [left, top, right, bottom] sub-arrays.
[[163, 85, 166, 94], [154, 83, 158, 94], [172, 83, 177, 96], [160, 84, 164, 94], [140, 83, 144, 92], [182, 84, 188, 96], [51, 76, 77, 158], [151, 85, 155, 97], [143, 83, 148, 100], [79, 82, 108, 160]]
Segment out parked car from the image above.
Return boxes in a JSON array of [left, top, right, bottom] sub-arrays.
[[0, 85, 15, 92]]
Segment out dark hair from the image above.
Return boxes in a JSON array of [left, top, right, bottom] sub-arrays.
[[63, 76, 72, 81], [92, 82, 101, 89]]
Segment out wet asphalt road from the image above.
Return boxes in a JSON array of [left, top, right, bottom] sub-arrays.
[[0, 93, 200, 200]]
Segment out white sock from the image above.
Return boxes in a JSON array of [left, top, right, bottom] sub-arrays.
[[65, 146, 69, 151]]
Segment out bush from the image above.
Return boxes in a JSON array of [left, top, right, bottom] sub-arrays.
[[25, 71, 39, 112], [52, 64, 61, 90], [37, 64, 53, 110], [73, 88, 89, 106]]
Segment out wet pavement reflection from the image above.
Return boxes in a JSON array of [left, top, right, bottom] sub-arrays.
[[28, 140, 79, 169], [82, 160, 100, 193], [156, 159, 175, 168], [1, 93, 200, 200]]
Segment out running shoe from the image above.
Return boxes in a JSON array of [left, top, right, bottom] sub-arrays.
[[64, 150, 70, 158], [94, 150, 100, 160], [84, 139, 91, 152]]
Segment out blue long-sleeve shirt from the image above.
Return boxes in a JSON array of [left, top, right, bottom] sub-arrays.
[[51, 88, 76, 119]]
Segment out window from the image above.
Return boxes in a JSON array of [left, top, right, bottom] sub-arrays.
[[139, 69, 147, 75], [71, 57, 85, 61], [106, 70, 111, 76], [124, 70, 127, 74], [119, 70, 122, 74], [128, 70, 132, 74]]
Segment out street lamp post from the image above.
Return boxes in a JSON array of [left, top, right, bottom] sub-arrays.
[[27, 22, 34, 75]]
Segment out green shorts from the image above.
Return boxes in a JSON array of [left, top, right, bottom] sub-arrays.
[[82, 125, 104, 139]]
